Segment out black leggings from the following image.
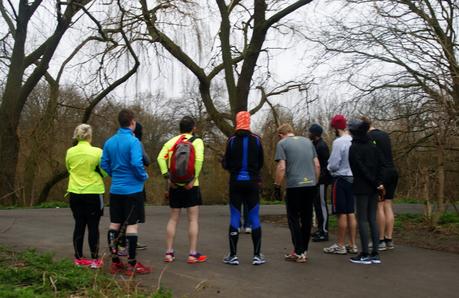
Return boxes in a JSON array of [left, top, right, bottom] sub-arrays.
[[355, 193, 379, 254], [228, 182, 261, 256], [286, 186, 317, 255], [69, 193, 103, 259]]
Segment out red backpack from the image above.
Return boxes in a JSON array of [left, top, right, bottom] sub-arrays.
[[169, 135, 198, 184]]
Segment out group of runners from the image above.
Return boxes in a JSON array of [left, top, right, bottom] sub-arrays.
[[65, 108, 398, 275]]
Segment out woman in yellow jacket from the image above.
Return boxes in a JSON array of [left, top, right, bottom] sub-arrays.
[[66, 124, 106, 269]]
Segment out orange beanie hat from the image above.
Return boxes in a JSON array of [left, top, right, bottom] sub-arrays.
[[235, 111, 251, 131]]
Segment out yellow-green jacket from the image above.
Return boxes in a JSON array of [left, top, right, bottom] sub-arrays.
[[66, 141, 106, 194], [157, 134, 204, 186]]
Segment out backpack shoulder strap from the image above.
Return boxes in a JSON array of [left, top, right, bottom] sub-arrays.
[[188, 136, 199, 143]]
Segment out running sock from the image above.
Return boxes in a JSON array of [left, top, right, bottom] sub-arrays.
[[127, 233, 138, 266], [251, 227, 262, 256], [107, 229, 119, 262], [229, 226, 239, 256]]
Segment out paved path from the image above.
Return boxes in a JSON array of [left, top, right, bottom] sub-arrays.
[[1, 205, 458, 297]]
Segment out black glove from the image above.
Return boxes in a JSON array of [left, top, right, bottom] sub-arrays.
[[273, 184, 282, 201]]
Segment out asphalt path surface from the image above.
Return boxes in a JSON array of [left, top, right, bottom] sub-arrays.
[[1, 205, 458, 297]]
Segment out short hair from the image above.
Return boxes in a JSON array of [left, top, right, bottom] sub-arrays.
[[73, 124, 92, 141], [277, 123, 294, 135], [118, 109, 135, 127], [360, 116, 372, 126], [179, 116, 195, 133]]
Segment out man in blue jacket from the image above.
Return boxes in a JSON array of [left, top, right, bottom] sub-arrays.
[[101, 109, 151, 276]]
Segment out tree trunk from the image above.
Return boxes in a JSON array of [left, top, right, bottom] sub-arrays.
[[432, 144, 446, 226], [421, 167, 432, 219]]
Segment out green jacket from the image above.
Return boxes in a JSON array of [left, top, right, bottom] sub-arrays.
[[66, 141, 106, 194]]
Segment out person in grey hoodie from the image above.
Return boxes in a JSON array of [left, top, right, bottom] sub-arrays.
[[323, 115, 358, 255]]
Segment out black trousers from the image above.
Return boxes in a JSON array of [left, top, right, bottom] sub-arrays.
[[286, 186, 317, 255], [69, 193, 103, 259]]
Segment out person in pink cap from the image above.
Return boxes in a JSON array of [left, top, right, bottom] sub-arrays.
[[323, 115, 358, 255]]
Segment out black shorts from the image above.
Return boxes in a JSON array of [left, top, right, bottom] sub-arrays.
[[109, 192, 144, 225], [383, 168, 399, 200], [169, 186, 202, 209], [331, 178, 355, 214], [69, 193, 104, 219]]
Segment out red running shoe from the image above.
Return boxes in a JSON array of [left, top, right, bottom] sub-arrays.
[[187, 253, 207, 264], [125, 262, 152, 276], [74, 258, 92, 267], [110, 261, 126, 274]]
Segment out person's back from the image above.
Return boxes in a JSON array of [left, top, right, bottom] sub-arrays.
[[101, 109, 151, 276], [274, 124, 320, 263], [224, 130, 263, 184], [102, 127, 147, 194], [66, 141, 104, 194], [157, 116, 207, 264], [65, 124, 105, 269], [277, 136, 317, 187], [328, 134, 353, 177], [368, 129, 395, 168], [349, 135, 384, 195], [222, 112, 265, 266]]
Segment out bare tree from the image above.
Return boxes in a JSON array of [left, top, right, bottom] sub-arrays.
[[0, 0, 94, 203], [305, 0, 459, 224], [137, 0, 314, 136]]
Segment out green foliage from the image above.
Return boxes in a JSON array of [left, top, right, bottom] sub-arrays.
[[438, 213, 459, 225], [34, 201, 69, 208], [0, 247, 171, 297], [260, 199, 283, 205], [394, 197, 423, 204]]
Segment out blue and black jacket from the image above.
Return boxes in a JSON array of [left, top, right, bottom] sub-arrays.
[[222, 130, 264, 183]]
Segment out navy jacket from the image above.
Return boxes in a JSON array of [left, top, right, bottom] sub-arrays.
[[223, 130, 264, 184]]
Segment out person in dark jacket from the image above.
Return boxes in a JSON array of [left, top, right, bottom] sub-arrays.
[[348, 118, 385, 265], [308, 124, 331, 242], [367, 118, 398, 251], [222, 111, 265, 266]]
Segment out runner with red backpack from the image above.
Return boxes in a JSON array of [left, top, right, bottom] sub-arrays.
[[157, 116, 207, 264]]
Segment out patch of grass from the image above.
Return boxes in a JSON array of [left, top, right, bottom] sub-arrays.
[[0, 247, 171, 297], [260, 199, 283, 205], [34, 201, 69, 209], [394, 197, 423, 204]]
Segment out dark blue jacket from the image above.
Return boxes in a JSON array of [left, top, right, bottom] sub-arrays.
[[223, 130, 264, 183]]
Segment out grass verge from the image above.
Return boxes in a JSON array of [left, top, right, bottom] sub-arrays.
[[0, 247, 171, 298]]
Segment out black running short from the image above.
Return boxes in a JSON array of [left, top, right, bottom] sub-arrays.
[[331, 177, 355, 214], [383, 168, 399, 200], [109, 192, 144, 225], [168, 186, 202, 209]]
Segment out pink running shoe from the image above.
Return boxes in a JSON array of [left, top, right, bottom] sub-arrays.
[[74, 258, 92, 267], [90, 259, 104, 269]]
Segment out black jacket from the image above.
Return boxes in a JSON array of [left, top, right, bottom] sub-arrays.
[[313, 138, 331, 184], [222, 130, 264, 183], [348, 134, 385, 195]]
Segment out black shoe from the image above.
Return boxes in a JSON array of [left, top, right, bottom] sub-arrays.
[[370, 252, 381, 264], [312, 233, 329, 242], [350, 253, 372, 265], [311, 230, 321, 238]]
